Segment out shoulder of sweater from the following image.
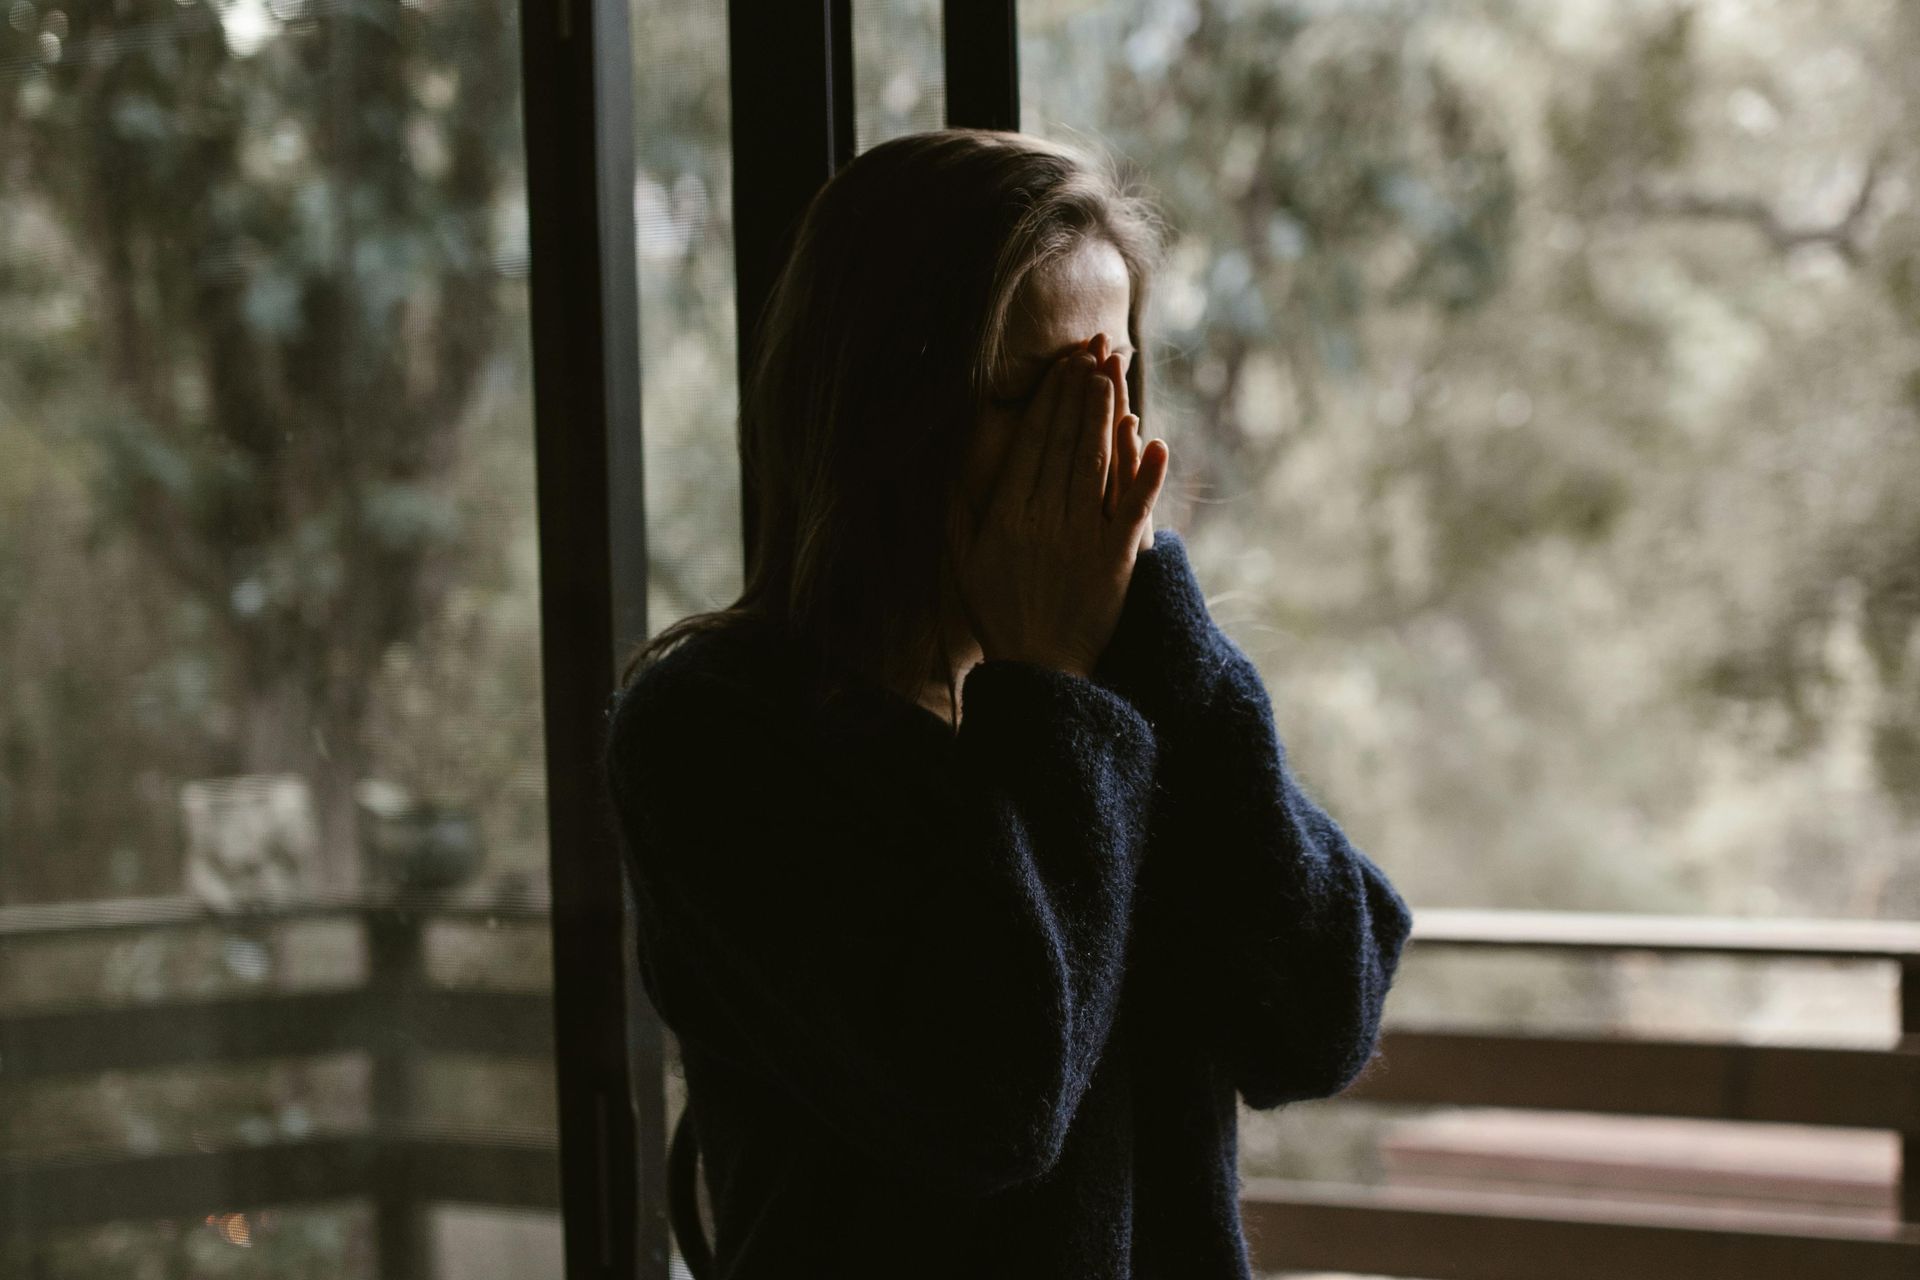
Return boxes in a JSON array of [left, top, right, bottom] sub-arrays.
[[609, 620, 796, 757], [627, 617, 787, 696], [607, 617, 943, 771]]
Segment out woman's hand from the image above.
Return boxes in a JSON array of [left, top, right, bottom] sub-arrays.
[[1090, 332, 1156, 550], [951, 337, 1170, 679]]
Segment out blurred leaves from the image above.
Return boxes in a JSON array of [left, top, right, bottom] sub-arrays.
[[2, 0, 529, 907], [1026, 0, 1920, 921], [2, 0, 1919, 1266]]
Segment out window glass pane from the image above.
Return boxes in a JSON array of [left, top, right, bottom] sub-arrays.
[[634, 0, 742, 635], [1021, 0, 1915, 1188], [1022, 0, 1918, 923], [628, 2, 735, 1268], [853, 0, 943, 154], [1, 0, 559, 1271]]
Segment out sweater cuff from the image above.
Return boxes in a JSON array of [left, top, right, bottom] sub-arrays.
[[1091, 528, 1232, 733]]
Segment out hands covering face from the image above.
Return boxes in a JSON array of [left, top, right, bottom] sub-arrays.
[[948, 333, 1170, 679]]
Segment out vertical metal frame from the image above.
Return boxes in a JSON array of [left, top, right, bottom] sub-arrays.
[[727, 0, 856, 572], [944, 0, 1020, 130], [519, 0, 665, 1274]]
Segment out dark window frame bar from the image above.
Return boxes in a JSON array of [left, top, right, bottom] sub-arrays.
[[727, 0, 857, 574], [518, 0, 663, 1273], [944, 0, 1021, 130]]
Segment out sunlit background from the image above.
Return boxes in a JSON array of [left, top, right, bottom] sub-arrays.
[[3, 0, 1915, 1273]]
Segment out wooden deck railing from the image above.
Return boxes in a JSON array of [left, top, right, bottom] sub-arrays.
[[0, 891, 559, 1278], [2, 898, 1916, 1278], [1240, 909, 1920, 1280]]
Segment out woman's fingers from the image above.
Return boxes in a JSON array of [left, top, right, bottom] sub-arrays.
[[1034, 350, 1099, 509], [1072, 355, 1115, 511], [994, 354, 1070, 517], [1111, 411, 1141, 520], [1119, 436, 1170, 548], [1103, 412, 1120, 519], [985, 336, 1141, 546], [1097, 344, 1131, 516]]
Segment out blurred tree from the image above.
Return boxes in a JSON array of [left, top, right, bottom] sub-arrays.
[[1023, 0, 1920, 920], [0, 0, 523, 894]]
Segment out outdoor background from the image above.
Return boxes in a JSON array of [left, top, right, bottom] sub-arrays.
[[3, 0, 1916, 1273]]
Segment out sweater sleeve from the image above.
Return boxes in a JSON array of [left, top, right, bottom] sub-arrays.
[[603, 646, 1159, 1196], [1091, 530, 1416, 1109]]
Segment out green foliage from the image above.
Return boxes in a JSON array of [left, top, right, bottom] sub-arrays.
[[2, 0, 527, 895], [5, 0, 1920, 1262], [1023, 0, 1920, 925]]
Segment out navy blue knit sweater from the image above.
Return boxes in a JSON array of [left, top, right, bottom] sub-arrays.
[[603, 529, 1415, 1278]]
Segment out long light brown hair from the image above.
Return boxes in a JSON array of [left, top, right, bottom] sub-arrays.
[[620, 128, 1169, 724]]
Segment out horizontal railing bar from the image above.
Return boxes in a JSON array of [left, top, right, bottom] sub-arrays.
[[1239, 1177, 1920, 1280], [1, 1135, 380, 1233], [0, 1121, 558, 1173], [9, 999, 1914, 1132], [1342, 1029, 1920, 1130], [3, 988, 366, 1079], [392, 1132, 561, 1210], [1, 988, 552, 1081], [0, 1128, 558, 1234], [1410, 909, 1920, 961], [8, 900, 1911, 960], [0, 889, 553, 942], [412, 989, 554, 1059]]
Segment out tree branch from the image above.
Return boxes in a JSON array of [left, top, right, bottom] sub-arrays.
[[1616, 149, 1886, 264]]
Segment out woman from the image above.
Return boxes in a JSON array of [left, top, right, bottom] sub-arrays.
[[603, 128, 1414, 1279]]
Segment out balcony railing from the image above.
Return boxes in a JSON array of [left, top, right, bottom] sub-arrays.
[[2, 897, 1915, 1278], [0, 890, 558, 1278], [1244, 909, 1920, 1279]]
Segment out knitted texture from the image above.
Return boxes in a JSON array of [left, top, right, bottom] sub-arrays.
[[603, 529, 1415, 1278]]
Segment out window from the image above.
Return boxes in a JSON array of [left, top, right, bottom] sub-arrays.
[[855, 0, 944, 154], [634, 0, 743, 636], [6, 0, 1913, 1273], [1, 0, 560, 1271], [1019, 0, 1917, 932], [1019, 0, 1918, 1204]]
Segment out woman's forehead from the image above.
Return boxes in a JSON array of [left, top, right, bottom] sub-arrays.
[[1005, 241, 1133, 365]]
